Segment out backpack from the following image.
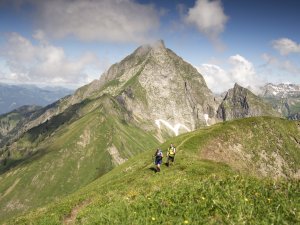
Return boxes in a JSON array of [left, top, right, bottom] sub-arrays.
[[156, 150, 163, 159]]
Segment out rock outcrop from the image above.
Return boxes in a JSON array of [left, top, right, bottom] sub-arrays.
[[217, 83, 280, 121]]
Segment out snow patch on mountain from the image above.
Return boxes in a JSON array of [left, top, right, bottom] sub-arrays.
[[155, 119, 191, 136], [262, 83, 300, 98], [204, 114, 210, 126]]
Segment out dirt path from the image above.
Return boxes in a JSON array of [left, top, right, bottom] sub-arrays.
[[176, 134, 197, 151], [63, 199, 91, 225]]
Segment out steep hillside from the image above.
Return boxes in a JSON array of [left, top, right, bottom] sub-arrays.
[[0, 105, 43, 148], [0, 105, 42, 136], [217, 83, 280, 121], [6, 117, 300, 224], [0, 96, 72, 149], [0, 95, 159, 221]]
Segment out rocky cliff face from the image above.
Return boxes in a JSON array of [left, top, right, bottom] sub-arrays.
[[217, 83, 280, 121]]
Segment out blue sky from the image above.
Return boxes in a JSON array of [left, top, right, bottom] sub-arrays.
[[0, 0, 299, 92]]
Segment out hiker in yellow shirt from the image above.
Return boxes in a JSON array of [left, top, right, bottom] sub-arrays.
[[166, 143, 176, 167]]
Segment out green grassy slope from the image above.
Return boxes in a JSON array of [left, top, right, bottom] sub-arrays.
[[0, 96, 159, 221], [8, 117, 300, 224]]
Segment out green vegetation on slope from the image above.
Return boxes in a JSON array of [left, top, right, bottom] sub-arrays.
[[7, 117, 300, 224], [0, 95, 159, 221], [0, 105, 43, 148]]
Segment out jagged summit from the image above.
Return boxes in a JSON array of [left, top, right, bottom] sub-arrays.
[[233, 82, 242, 89], [217, 83, 280, 121]]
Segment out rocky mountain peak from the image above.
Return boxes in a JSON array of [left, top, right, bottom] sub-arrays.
[[133, 40, 165, 57], [233, 82, 242, 89], [217, 83, 279, 121], [93, 40, 218, 138]]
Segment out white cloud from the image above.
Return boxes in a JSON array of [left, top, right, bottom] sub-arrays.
[[198, 64, 229, 93], [185, 0, 228, 43], [197, 54, 263, 93], [272, 38, 300, 55], [0, 33, 103, 87], [31, 0, 160, 43]]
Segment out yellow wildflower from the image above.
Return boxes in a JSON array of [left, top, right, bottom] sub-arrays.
[[184, 220, 189, 224], [152, 217, 156, 221]]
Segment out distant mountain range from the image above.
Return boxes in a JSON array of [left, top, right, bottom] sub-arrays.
[[261, 83, 300, 98], [259, 83, 300, 119], [0, 83, 73, 115]]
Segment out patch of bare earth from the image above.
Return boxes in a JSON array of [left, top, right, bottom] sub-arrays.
[[200, 139, 298, 179], [107, 144, 127, 166], [77, 129, 91, 147], [63, 199, 91, 225], [200, 140, 254, 174]]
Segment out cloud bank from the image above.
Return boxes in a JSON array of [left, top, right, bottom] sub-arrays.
[[0, 33, 102, 87], [198, 54, 263, 93], [32, 0, 160, 43], [185, 0, 228, 45]]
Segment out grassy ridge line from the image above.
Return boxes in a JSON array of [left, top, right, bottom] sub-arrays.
[[8, 117, 300, 224]]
